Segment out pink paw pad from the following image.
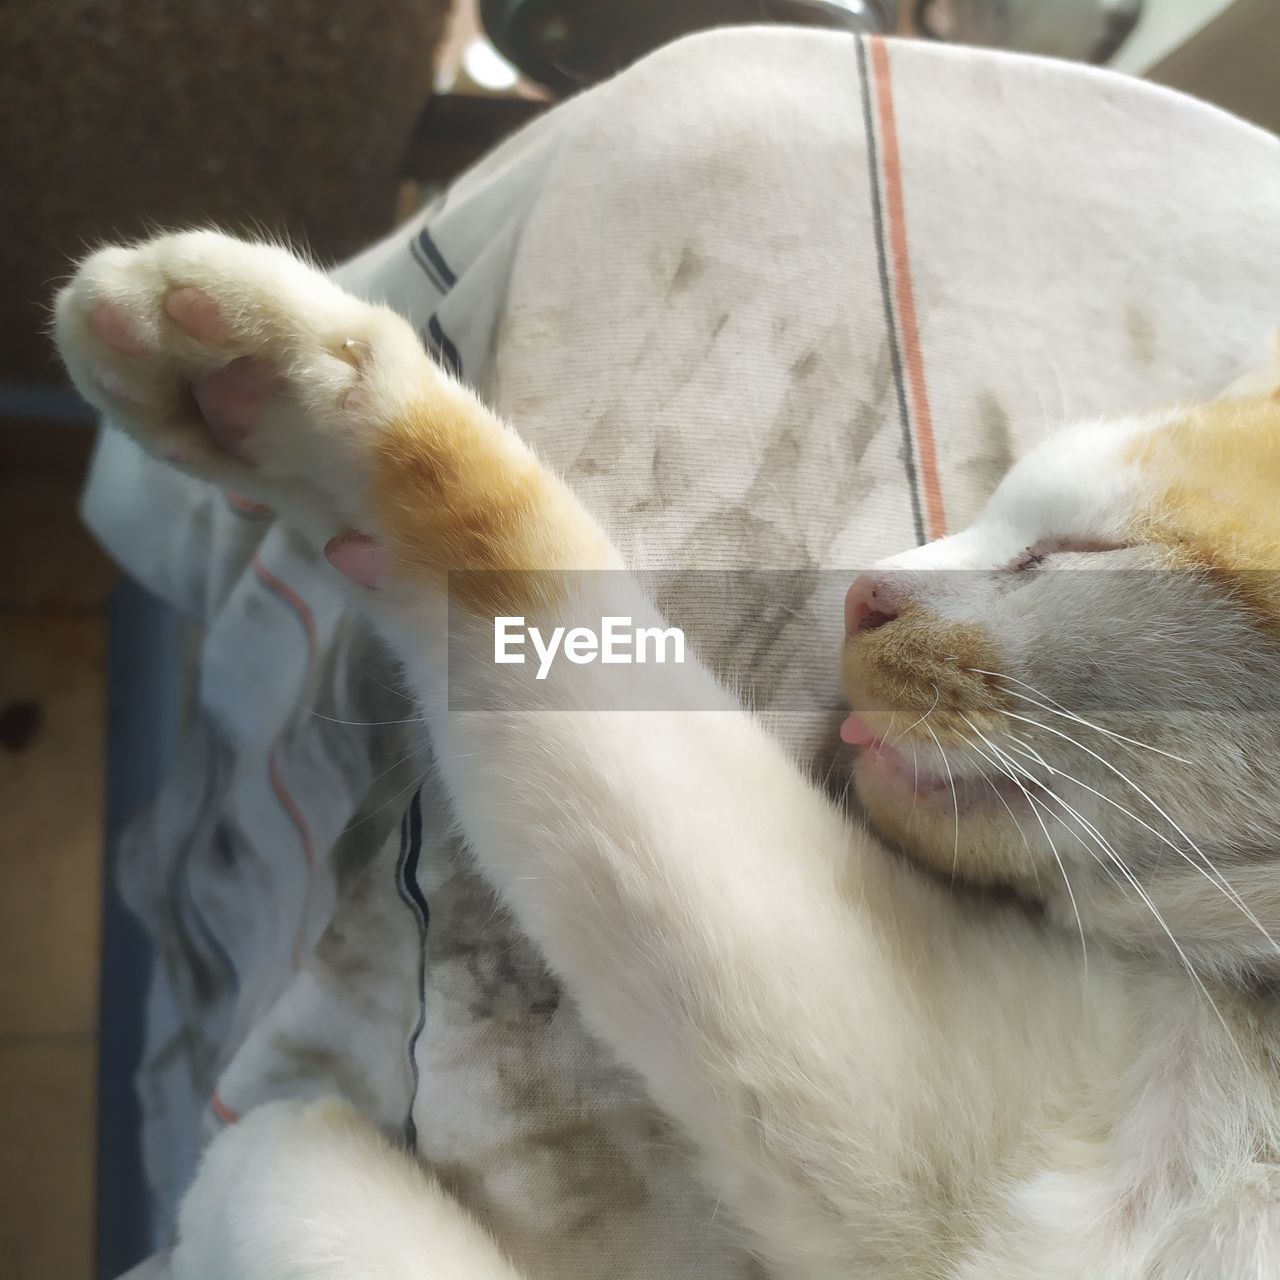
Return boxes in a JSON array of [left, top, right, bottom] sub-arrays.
[[88, 303, 150, 356], [191, 357, 279, 463], [325, 533, 386, 588], [165, 287, 228, 343]]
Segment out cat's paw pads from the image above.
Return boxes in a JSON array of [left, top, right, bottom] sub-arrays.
[[53, 231, 430, 496]]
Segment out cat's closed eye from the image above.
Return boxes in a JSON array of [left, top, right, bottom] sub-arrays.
[[1006, 538, 1129, 573]]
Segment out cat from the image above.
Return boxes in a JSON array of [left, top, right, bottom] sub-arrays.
[[55, 230, 1280, 1279]]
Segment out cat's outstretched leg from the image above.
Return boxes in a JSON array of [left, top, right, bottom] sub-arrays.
[[58, 233, 544, 1280]]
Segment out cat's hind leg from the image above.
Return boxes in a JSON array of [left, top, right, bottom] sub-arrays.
[[173, 1099, 526, 1280]]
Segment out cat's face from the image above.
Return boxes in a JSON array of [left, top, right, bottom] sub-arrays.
[[842, 395, 1280, 978]]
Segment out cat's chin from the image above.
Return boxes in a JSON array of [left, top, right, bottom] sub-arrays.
[[854, 749, 1048, 896], [854, 741, 1025, 810], [844, 711, 1037, 814]]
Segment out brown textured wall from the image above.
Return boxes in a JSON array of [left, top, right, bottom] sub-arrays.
[[2, 1, 450, 381]]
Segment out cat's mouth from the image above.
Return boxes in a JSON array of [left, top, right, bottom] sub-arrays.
[[841, 711, 1033, 810]]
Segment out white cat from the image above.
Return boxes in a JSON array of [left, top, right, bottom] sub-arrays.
[[56, 231, 1280, 1279]]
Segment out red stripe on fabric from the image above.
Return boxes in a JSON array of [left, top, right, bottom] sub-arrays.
[[269, 753, 317, 871], [211, 1089, 240, 1126], [252, 555, 318, 654], [273, 746, 317, 966], [250, 554, 320, 960], [226, 490, 275, 519], [870, 37, 948, 540]]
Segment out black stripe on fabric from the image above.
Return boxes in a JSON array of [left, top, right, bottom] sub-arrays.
[[394, 788, 430, 1150], [854, 35, 926, 547], [416, 227, 458, 289], [406, 223, 466, 382], [408, 237, 448, 294], [427, 314, 464, 381]]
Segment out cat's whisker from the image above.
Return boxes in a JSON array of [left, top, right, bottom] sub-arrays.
[[957, 715, 1088, 974], [353, 661, 417, 706], [963, 725, 1123, 897], [967, 669, 1193, 766], [1006, 731, 1053, 772], [923, 717, 961, 888], [1000, 730, 1261, 917], [1007, 740, 1280, 966], [343, 743, 426, 801], [341, 759, 433, 834], [299, 709, 426, 729], [958, 732, 1045, 894], [967, 720, 1233, 1047], [998, 713, 1279, 958], [1028, 777, 1245, 1064], [886, 684, 941, 750]]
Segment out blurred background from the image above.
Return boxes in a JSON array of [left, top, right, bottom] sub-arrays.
[[0, 1, 1276, 1276]]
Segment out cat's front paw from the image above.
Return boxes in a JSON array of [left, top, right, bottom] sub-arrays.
[[55, 229, 604, 601], [53, 230, 436, 524]]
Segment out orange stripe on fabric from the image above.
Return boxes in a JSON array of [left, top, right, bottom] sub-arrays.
[[269, 753, 316, 870], [226, 490, 275, 519], [250, 554, 319, 966], [869, 37, 947, 540], [252, 554, 319, 653]]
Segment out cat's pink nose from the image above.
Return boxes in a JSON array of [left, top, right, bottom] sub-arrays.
[[845, 573, 901, 636]]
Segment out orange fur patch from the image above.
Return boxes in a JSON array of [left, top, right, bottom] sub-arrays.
[[1127, 396, 1280, 627], [842, 614, 1010, 746], [372, 383, 613, 616]]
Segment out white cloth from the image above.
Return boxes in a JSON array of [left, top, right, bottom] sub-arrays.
[[83, 28, 1280, 1278]]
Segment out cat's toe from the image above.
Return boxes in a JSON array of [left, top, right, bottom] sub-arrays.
[[53, 237, 277, 480], [53, 231, 397, 502], [189, 356, 279, 463]]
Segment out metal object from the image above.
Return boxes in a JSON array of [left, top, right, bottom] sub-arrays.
[[480, 0, 898, 95], [914, 0, 1142, 64]]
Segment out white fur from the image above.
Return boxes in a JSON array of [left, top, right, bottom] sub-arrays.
[[172, 1098, 523, 1280], [55, 234, 1280, 1279]]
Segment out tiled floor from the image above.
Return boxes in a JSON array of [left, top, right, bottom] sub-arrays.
[[1, 433, 116, 1279]]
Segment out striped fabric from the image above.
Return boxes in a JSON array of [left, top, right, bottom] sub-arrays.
[[858, 35, 947, 545], [87, 29, 1280, 1280]]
